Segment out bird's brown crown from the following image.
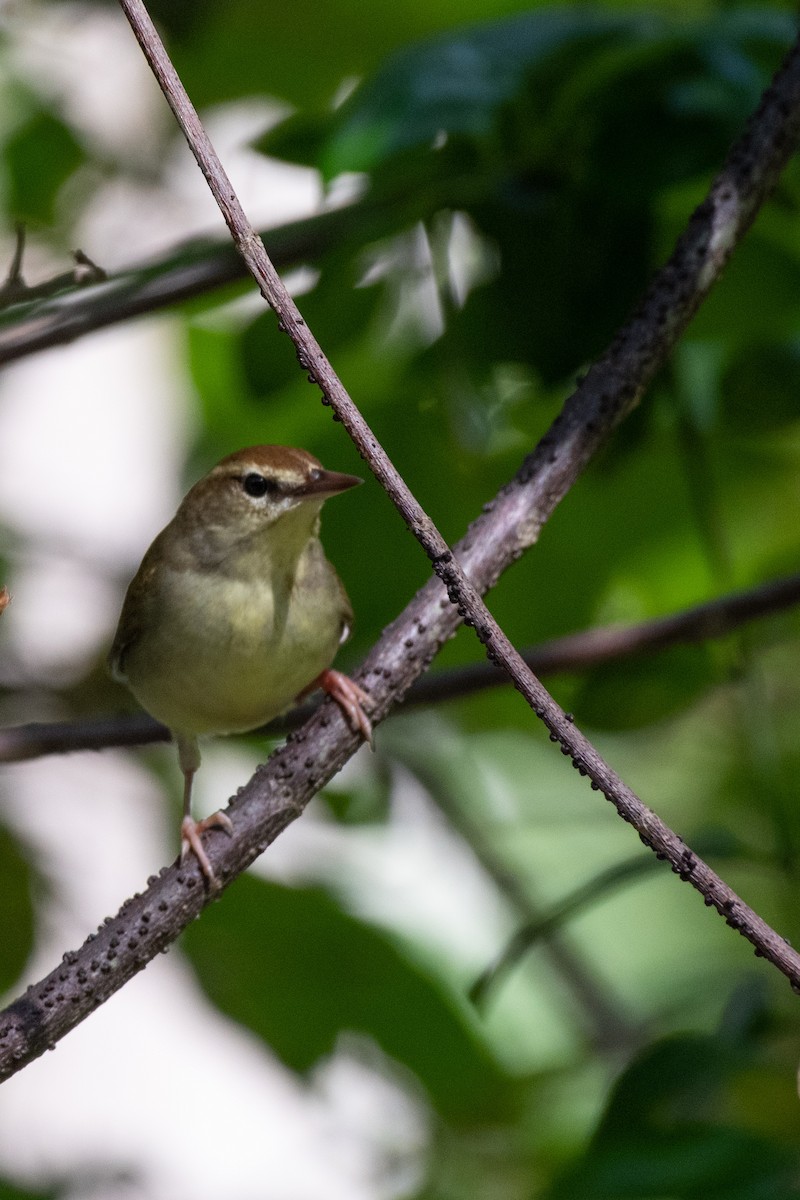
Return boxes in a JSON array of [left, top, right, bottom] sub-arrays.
[[172, 446, 361, 537], [214, 445, 323, 483]]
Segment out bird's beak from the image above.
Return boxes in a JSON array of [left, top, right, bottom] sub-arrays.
[[297, 469, 363, 500]]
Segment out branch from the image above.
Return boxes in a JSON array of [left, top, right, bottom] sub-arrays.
[[0, 201, 388, 366], [406, 570, 800, 706], [467, 833, 748, 1009], [0, 225, 26, 305], [2, 7, 800, 1081], [0, 226, 106, 311], [1, 569, 797, 762], [0, 713, 170, 762], [470, 855, 662, 1010]]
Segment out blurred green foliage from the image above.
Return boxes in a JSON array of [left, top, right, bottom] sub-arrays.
[[182, 873, 517, 1124], [3, 0, 800, 1196], [0, 1183, 57, 1200], [548, 1012, 800, 1199]]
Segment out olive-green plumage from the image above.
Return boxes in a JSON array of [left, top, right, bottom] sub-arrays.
[[109, 445, 368, 883]]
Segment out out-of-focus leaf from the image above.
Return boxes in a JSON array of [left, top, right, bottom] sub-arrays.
[[690, 231, 800, 347], [253, 112, 333, 171], [0, 1179, 58, 1200], [183, 873, 515, 1124], [0, 823, 35, 995], [570, 644, 720, 731], [721, 341, 800, 433], [448, 188, 652, 382], [240, 277, 383, 400], [145, 0, 519, 110], [239, 310, 304, 399], [319, 756, 392, 825], [254, 9, 796, 387], [4, 110, 85, 226], [318, 11, 643, 175], [548, 1031, 800, 1199], [598, 1035, 738, 1131], [185, 322, 251, 448], [550, 1129, 799, 1199], [314, 9, 791, 177]]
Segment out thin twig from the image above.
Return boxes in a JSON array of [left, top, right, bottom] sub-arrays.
[[0, 229, 106, 312], [468, 831, 749, 1009], [470, 855, 662, 1009], [1, 570, 798, 763], [1, 6, 800, 1082], [0, 226, 26, 301], [0, 201, 389, 365], [390, 744, 642, 1049], [0, 713, 170, 762], [409, 570, 800, 706]]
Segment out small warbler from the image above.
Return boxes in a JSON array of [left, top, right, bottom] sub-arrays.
[[109, 445, 371, 884]]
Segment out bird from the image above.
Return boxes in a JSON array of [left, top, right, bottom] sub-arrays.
[[109, 445, 372, 885]]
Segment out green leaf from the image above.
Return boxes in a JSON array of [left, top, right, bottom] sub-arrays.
[[570, 644, 720, 731], [145, 0, 517, 110], [320, 11, 640, 175], [0, 1180, 58, 1200], [253, 112, 334, 171], [550, 1129, 800, 1200], [183, 874, 515, 1124], [318, 756, 392, 825], [690, 229, 800, 347], [239, 277, 383, 400], [318, 8, 791, 178], [4, 110, 85, 227], [721, 341, 800, 433], [239, 310, 303, 399], [548, 1032, 800, 1199]]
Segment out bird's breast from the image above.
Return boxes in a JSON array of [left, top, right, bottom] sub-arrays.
[[121, 542, 348, 736]]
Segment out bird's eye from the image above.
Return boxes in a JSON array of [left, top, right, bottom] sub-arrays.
[[242, 472, 278, 498]]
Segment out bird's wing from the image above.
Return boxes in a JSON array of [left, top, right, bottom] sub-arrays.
[[336, 572, 355, 645], [107, 547, 161, 683]]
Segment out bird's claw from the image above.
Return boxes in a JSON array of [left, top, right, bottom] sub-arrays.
[[314, 668, 373, 747], [180, 810, 233, 887]]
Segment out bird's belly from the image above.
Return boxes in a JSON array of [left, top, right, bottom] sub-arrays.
[[125, 574, 343, 736]]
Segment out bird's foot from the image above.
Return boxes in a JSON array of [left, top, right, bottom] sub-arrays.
[[308, 668, 373, 746], [180, 810, 234, 887]]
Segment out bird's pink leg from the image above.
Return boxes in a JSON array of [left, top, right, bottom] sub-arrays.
[[177, 733, 233, 887], [300, 669, 373, 745]]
